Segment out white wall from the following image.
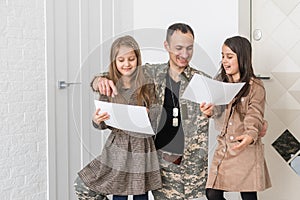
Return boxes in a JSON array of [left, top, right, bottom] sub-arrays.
[[0, 0, 47, 199], [133, 0, 239, 77]]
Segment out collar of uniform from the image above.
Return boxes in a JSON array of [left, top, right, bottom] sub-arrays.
[[181, 64, 194, 81], [166, 61, 193, 82]]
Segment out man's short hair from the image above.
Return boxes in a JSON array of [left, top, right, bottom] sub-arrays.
[[166, 23, 194, 42]]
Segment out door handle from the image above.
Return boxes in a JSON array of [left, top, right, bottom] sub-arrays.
[[57, 80, 81, 89]]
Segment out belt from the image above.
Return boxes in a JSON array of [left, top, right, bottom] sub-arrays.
[[158, 151, 183, 165]]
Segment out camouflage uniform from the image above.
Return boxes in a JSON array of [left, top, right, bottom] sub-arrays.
[[74, 176, 109, 200], [143, 63, 210, 200]]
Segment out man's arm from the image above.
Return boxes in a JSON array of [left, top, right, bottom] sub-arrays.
[[91, 63, 156, 96]]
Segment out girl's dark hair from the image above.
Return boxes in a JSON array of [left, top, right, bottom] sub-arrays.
[[216, 36, 258, 109]]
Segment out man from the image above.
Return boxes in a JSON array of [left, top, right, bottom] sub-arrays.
[[92, 23, 210, 200]]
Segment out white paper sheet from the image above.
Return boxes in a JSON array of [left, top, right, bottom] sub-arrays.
[[182, 74, 245, 105], [94, 100, 155, 135]]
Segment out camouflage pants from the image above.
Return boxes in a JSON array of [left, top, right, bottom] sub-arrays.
[[151, 156, 185, 200], [74, 176, 109, 200]]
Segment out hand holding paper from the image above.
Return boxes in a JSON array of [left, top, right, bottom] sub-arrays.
[[94, 100, 155, 135], [199, 102, 214, 117], [182, 74, 245, 105]]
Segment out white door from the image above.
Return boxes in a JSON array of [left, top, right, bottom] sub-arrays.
[[46, 0, 118, 199], [47, 0, 248, 199], [252, 0, 300, 199]]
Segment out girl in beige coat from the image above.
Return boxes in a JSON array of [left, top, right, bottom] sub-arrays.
[[200, 36, 271, 200]]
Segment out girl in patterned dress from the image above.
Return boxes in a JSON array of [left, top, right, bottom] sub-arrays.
[[74, 35, 162, 200]]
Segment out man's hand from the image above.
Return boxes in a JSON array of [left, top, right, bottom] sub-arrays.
[[199, 102, 214, 118], [96, 77, 118, 97]]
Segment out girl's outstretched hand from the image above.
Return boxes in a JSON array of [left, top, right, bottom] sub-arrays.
[[231, 134, 254, 151], [92, 108, 110, 125]]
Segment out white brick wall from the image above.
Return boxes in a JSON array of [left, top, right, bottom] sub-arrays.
[[0, 0, 46, 199]]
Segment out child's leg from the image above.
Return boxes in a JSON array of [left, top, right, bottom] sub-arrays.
[[113, 195, 128, 200], [240, 192, 257, 200], [74, 176, 108, 200], [206, 188, 226, 200], [133, 192, 149, 200]]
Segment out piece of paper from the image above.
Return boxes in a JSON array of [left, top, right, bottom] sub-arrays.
[[181, 74, 245, 105], [94, 100, 155, 135]]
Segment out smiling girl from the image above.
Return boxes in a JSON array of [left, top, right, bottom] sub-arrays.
[[201, 36, 271, 200], [74, 35, 162, 200]]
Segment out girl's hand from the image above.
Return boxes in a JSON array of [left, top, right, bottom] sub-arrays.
[[199, 102, 214, 118], [92, 108, 110, 125], [231, 134, 254, 151]]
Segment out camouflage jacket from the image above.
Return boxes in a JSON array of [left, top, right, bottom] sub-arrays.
[[143, 63, 210, 199]]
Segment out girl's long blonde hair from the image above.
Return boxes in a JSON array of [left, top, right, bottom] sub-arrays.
[[108, 35, 155, 107]]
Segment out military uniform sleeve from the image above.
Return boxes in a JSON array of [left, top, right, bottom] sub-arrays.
[[90, 72, 109, 92]]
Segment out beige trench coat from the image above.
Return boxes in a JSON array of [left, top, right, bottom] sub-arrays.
[[206, 78, 271, 192]]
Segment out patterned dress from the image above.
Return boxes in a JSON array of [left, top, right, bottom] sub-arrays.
[[78, 87, 162, 196]]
